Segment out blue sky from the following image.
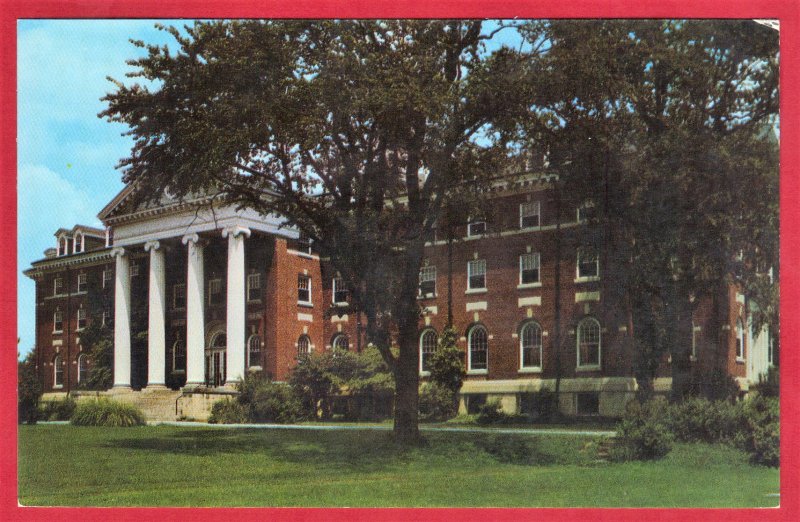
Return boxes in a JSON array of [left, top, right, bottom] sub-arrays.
[[16, 20, 524, 358], [16, 20, 185, 357]]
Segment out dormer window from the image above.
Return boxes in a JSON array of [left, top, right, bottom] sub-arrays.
[[58, 236, 69, 256], [73, 232, 83, 254]]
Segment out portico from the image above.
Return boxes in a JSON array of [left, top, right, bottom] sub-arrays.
[[99, 191, 292, 390]]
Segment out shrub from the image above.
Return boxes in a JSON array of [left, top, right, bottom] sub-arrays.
[[239, 375, 306, 423], [666, 397, 744, 444], [611, 400, 673, 461], [18, 351, 41, 425], [750, 367, 779, 398], [40, 397, 77, 421], [418, 382, 457, 422], [519, 389, 558, 423], [427, 328, 466, 396], [208, 399, 249, 424], [476, 399, 506, 424], [70, 399, 146, 427], [737, 394, 779, 467]]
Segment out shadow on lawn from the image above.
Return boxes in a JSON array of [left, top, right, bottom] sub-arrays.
[[101, 428, 590, 469]]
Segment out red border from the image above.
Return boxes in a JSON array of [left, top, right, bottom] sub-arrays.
[[1, 1, 797, 521]]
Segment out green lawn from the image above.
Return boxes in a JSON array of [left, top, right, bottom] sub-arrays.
[[18, 425, 779, 507]]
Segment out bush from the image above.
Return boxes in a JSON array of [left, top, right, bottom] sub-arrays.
[[477, 399, 507, 424], [427, 328, 466, 395], [70, 399, 146, 427], [418, 382, 457, 422], [40, 397, 77, 421], [18, 351, 41, 424], [737, 394, 779, 466], [667, 397, 745, 444], [239, 374, 306, 423], [519, 389, 558, 423], [611, 400, 674, 461], [750, 367, 779, 398], [208, 399, 249, 424]]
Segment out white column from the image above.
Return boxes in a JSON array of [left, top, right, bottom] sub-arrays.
[[112, 248, 131, 388], [145, 240, 166, 388], [183, 234, 206, 387], [223, 225, 251, 386]]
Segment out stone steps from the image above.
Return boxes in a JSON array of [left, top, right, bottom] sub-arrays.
[[76, 389, 184, 422], [595, 436, 619, 461]]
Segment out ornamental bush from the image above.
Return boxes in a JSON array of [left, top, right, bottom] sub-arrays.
[[666, 397, 745, 444], [737, 394, 779, 466], [70, 399, 146, 427], [208, 399, 249, 424], [40, 397, 77, 421], [418, 382, 457, 422], [239, 374, 307, 423], [611, 400, 674, 461]]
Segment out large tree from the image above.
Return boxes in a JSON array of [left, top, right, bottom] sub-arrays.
[[514, 20, 779, 399], [101, 20, 531, 443]]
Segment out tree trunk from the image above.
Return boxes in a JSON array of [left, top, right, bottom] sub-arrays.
[[393, 305, 421, 445]]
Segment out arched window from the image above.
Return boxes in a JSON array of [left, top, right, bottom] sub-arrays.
[[736, 318, 745, 360], [520, 321, 543, 370], [468, 325, 488, 371], [419, 329, 438, 373], [54, 355, 64, 387], [332, 334, 350, 351], [211, 332, 227, 349], [73, 232, 83, 254], [172, 339, 186, 373], [77, 353, 88, 383], [248, 335, 262, 369], [577, 317, 601, 368], [297, 335, 312, 356]]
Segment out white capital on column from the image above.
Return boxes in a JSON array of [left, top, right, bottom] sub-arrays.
[[144, 240, 166, 388], [182, 234, 205, 387], [112, 248, 131, 388], [223, 226, 251, 385]]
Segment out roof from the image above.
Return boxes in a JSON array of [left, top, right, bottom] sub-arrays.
[[54, 225, 106, 238]]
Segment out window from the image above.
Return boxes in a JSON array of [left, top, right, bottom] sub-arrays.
[[420, 329, 438, 373], [76, 273, 87, 293], [298, 274, 312, 304], [332, 334, 350, 351], [77, 308, 87, 330], [54, 355, 64, 387], [58, 236, 69, 256], [467, 221, 486, 237], [577, 317, 601, 368], [692, 323, 701, 360], [520, 253, 540, 285], [129, 263, 139, 277], [577, 248, 599, 279], [520, 321, 543, 369], [208, 278, 223, 305], [577, 201, 596, 223], [418, 266, 436, 297], [576, 392, 600, 415], [102, 268, 112, 289], [173, 283, 186, 310], [53, 277, 63, 296], [53, 310, 64, 333], [468, 259, 487, 290], [248, 335, 262, 369], [520, 201, 541, 228], [77, 353, 88, 383], [468, 325, 488, 371], [297, 233, 312, 255], [332, 276, 349, 304], [297, 335, 312, 356], [73, 233, 83, 254], [736, 318, 745, 360], [247, 273, 262, 302], [172, 339, 186, 372]]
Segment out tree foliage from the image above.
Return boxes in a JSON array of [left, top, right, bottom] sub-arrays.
[[79, 321, 114, 390], [18, 351, 41, 424]]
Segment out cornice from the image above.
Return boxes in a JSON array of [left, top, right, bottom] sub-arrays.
[[24, 249, 114, 279]]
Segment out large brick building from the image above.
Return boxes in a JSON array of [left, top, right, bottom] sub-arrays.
[[24, 173, 775, 418]]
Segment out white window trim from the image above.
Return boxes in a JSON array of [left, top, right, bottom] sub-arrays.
[[519, 252, 541, 286], [332, 334, 349, 351], [576, 248, 600, 282], [297, 334, 313, 356], [172, 339, 186, 374], [467, 325, 489, 374], [53, 310, 64, 334], [519, 321, 543, 372], [691, 324, 701, 361], [298, 275, 313, 306], [53, 277, 63, 296], [247, 334, 262, 370], [418, 265, 437, 299], [73, 233, 84, 254], [519, 201, 541, 229], [77, 353, 88, 383], [102, 269, 112, 289], [53, 355, 64, 388], [735, 319, 746, 362], [467, 221, 486, 238], [76, 308, 87, 331], [332, 276, 349, 306], [76, 273, 88, 293], [576, 317, 602, 370], [419, 328, 438, 376], [247, 272, 262, 303], [467, 259, 487, 291]]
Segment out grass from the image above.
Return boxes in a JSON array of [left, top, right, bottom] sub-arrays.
[[18, 424, 779, 507]]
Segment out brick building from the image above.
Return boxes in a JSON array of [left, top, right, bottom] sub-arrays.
[[24, 174, 775, 418]]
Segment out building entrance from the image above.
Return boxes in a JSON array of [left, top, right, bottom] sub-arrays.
[[206, 332, 227, 387]]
